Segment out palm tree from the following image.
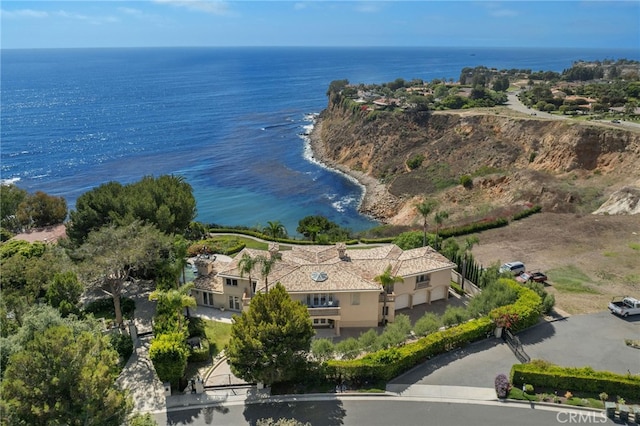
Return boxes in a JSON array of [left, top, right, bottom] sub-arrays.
[[415, 199, 437, 247], [433, 210, 449, 250], [238, 252, 259, 297], [374, 265, 404, 326], [149, 282, 197, 329], [264, 221, 286, 239], [258, 255, 277, 293]]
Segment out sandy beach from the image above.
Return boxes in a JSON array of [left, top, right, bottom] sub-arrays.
[[308, 119, 400, 222]]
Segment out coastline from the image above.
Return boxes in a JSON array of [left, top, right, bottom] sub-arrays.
[[307, 118, 398, 222]]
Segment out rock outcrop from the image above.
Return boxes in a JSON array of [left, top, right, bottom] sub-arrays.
[[315, 96, 640, 223]]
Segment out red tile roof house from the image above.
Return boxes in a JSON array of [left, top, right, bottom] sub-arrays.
[[192, 242, 456, 335]]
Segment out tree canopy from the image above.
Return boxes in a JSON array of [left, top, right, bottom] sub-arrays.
[[0, 311, 129, 425], [227, 283, 314, 385], [67, 175, 196, 244], [74, 221, 172, 326]]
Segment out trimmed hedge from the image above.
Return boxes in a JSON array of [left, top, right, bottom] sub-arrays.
[[439, 217, 509, 239], [208, 228, 358, 246], [489, 279, 542, 333], [188, 338, 211, 363], [359, 237, 395, 244], [325, 277, 542, 385], [326, 317, 494, 384], [512, 205, 542, 221], [511, 361, 640, 400]]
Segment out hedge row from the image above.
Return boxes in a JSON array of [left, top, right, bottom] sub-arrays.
[[188, 339, 211, 363], [359, 217, 509, 245], [325, 279, 542, 384], [489, 279, 542, 333], [512, 205, 542, 221], [326, 317, 494, 384], [511, 361, 640, 400], [208, 228, 358, 246], [439, 217, 509, 239]]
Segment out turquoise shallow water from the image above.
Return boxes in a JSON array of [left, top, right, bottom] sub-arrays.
[[2, 46, 637, 235]]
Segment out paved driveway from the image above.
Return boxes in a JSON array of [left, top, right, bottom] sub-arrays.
[[390, 311, 640, 389]]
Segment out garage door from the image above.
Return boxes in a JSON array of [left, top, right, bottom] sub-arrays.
[[430, 285, 447, 302], [395, 294, 410, 310], [413, 290, 428, 306]]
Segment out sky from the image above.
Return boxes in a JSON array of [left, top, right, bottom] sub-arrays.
[[1, 0, 639, 49]]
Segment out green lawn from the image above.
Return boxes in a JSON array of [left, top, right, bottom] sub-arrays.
[[208, 235, 269, 251], [546, 265, 599, 294], [203, 319, 232, 356]]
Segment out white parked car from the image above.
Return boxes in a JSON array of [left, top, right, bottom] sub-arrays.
[[499, 261, 526, 276]]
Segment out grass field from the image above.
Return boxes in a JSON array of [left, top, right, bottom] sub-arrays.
[[546, 265, 600, 294]]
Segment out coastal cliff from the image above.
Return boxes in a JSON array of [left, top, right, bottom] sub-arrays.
[[311, 95, 640, 224]]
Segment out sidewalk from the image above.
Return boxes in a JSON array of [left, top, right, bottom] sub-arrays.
[[115, 336, 168, 417], [387, 384, 496, 401]]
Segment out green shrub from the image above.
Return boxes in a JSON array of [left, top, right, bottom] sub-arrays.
[[149, 332, 190, 387], [84, 297, 135, 319], [512, 205, 542, 221], [187, 338, 211, 363], [511, 361, 640, 401], [460, 175, 473, 189], [442, 306, 469, 327], [413, 313, 442, 337], [110, 332, 134, 364], [406, 154, 425, 170], [188, 316, 207, 338], [311, 338, 335, 362], [467, 280, 519, 318], [439, 218, 509, 239]]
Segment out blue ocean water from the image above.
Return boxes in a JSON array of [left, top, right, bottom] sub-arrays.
[[2, 47, 638, 235]]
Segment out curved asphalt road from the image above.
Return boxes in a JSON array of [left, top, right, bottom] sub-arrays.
[[390, 310, 640, 390]]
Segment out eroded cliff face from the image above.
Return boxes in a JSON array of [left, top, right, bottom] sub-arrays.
[[318, 98, 640, 222]]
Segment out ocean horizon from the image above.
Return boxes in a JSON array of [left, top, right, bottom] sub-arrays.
[[2, 46, 639, 235]]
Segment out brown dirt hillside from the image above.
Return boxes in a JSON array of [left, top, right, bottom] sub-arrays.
[[314, 101, 640, 314], [318, 102, 640, 224]]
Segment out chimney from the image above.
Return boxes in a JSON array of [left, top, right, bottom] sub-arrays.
[[268, 242, 279, 260], [336, 242, 347, 259]]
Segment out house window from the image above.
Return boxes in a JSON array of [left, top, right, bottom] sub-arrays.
[[382, 306, 389, 316], [415, 274, 431, 289], [225, 278, 238, 286], [305, 293, 334, 307], [228, 296, 241, 311], [351, 293, 360, 305], [203, 292, 214, 306]]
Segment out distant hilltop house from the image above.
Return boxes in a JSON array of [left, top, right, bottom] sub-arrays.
[[192, 242, 456, 335]]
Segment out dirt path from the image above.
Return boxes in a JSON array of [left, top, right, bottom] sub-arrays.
[[470, 213, 640, 314]]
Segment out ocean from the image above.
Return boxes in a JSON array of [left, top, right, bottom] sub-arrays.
[[2, 46, 638, 236]]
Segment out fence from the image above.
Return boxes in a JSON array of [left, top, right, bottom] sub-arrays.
[[451, 270, 481, 296]]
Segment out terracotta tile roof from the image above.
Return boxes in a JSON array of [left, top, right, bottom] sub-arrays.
[[193, 243, 456, 294]]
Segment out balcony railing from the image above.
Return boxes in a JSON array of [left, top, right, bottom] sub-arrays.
[[379, 294, 395, 303], [306, 306, 341, 316], [415, 280, 431, 290]]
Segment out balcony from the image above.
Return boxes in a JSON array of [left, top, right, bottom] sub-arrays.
[[415, 280, 431, 290], [379, 293, 395, 303], [306, 301, 340, 317]]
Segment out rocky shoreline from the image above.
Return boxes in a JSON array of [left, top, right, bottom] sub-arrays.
[[308, 119, 402, 222]]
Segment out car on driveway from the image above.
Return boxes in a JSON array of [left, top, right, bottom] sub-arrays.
[[516, 271, 548, 283]]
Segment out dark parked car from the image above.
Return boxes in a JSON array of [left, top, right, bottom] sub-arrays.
[[516, 271, 548, 283]]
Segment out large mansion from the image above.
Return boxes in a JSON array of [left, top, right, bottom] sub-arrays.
[[191, 242, 457, 335]]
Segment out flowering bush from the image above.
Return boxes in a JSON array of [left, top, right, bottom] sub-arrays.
[[495, 373, 512, 398], [491, 309, 519, 329]]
